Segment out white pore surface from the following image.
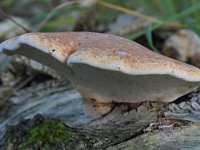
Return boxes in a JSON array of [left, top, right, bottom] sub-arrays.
[[0, 43, 74, 80], [71, 63, 199, 103]]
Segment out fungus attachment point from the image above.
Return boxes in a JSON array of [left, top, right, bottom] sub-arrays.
[[82, 98, 115, 116], [0, 32, 200, 117]]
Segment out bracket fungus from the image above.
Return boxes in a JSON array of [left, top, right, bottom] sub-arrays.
[[0, 32, 200, 116]]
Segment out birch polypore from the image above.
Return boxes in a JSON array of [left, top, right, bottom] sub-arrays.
[[1, 32, 200, 116]]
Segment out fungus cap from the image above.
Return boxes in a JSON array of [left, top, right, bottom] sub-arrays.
[[0, 32, 200, 116], [69, 32, 200, 82]]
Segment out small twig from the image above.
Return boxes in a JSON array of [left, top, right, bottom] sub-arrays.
[[0, 92, 13, 108], [35, 0, 81, 31], [15, 72, 37, 91], [0, 9, 32, 32], [0, 73, 37, 108]]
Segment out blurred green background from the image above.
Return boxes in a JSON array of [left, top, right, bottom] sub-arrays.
[[1, 0, 200, 36]]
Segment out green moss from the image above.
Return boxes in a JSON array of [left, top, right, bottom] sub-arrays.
[[197, 86, 200, 91], [18, 122, 73, 149]]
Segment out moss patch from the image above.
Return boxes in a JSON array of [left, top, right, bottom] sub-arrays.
[[18, 122, 73, 149], [197, 86, 200, 91]]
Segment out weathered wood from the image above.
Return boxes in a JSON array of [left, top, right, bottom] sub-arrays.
[[0, 105, 159, 150], [108, 123, 200, 150], [165, 91, 200, 122], [0, 78, 200, 149], [0, 79, 92, 139]]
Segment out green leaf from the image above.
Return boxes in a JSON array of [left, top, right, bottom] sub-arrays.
[[145, 25, 159, 53], [159, 0, 176, 17], [127, 1, 200, 40]]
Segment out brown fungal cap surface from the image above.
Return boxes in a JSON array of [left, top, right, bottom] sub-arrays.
[[1, 32, 78, 62], [68, 32, 200, 82], [1, 32, 200, 82]]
